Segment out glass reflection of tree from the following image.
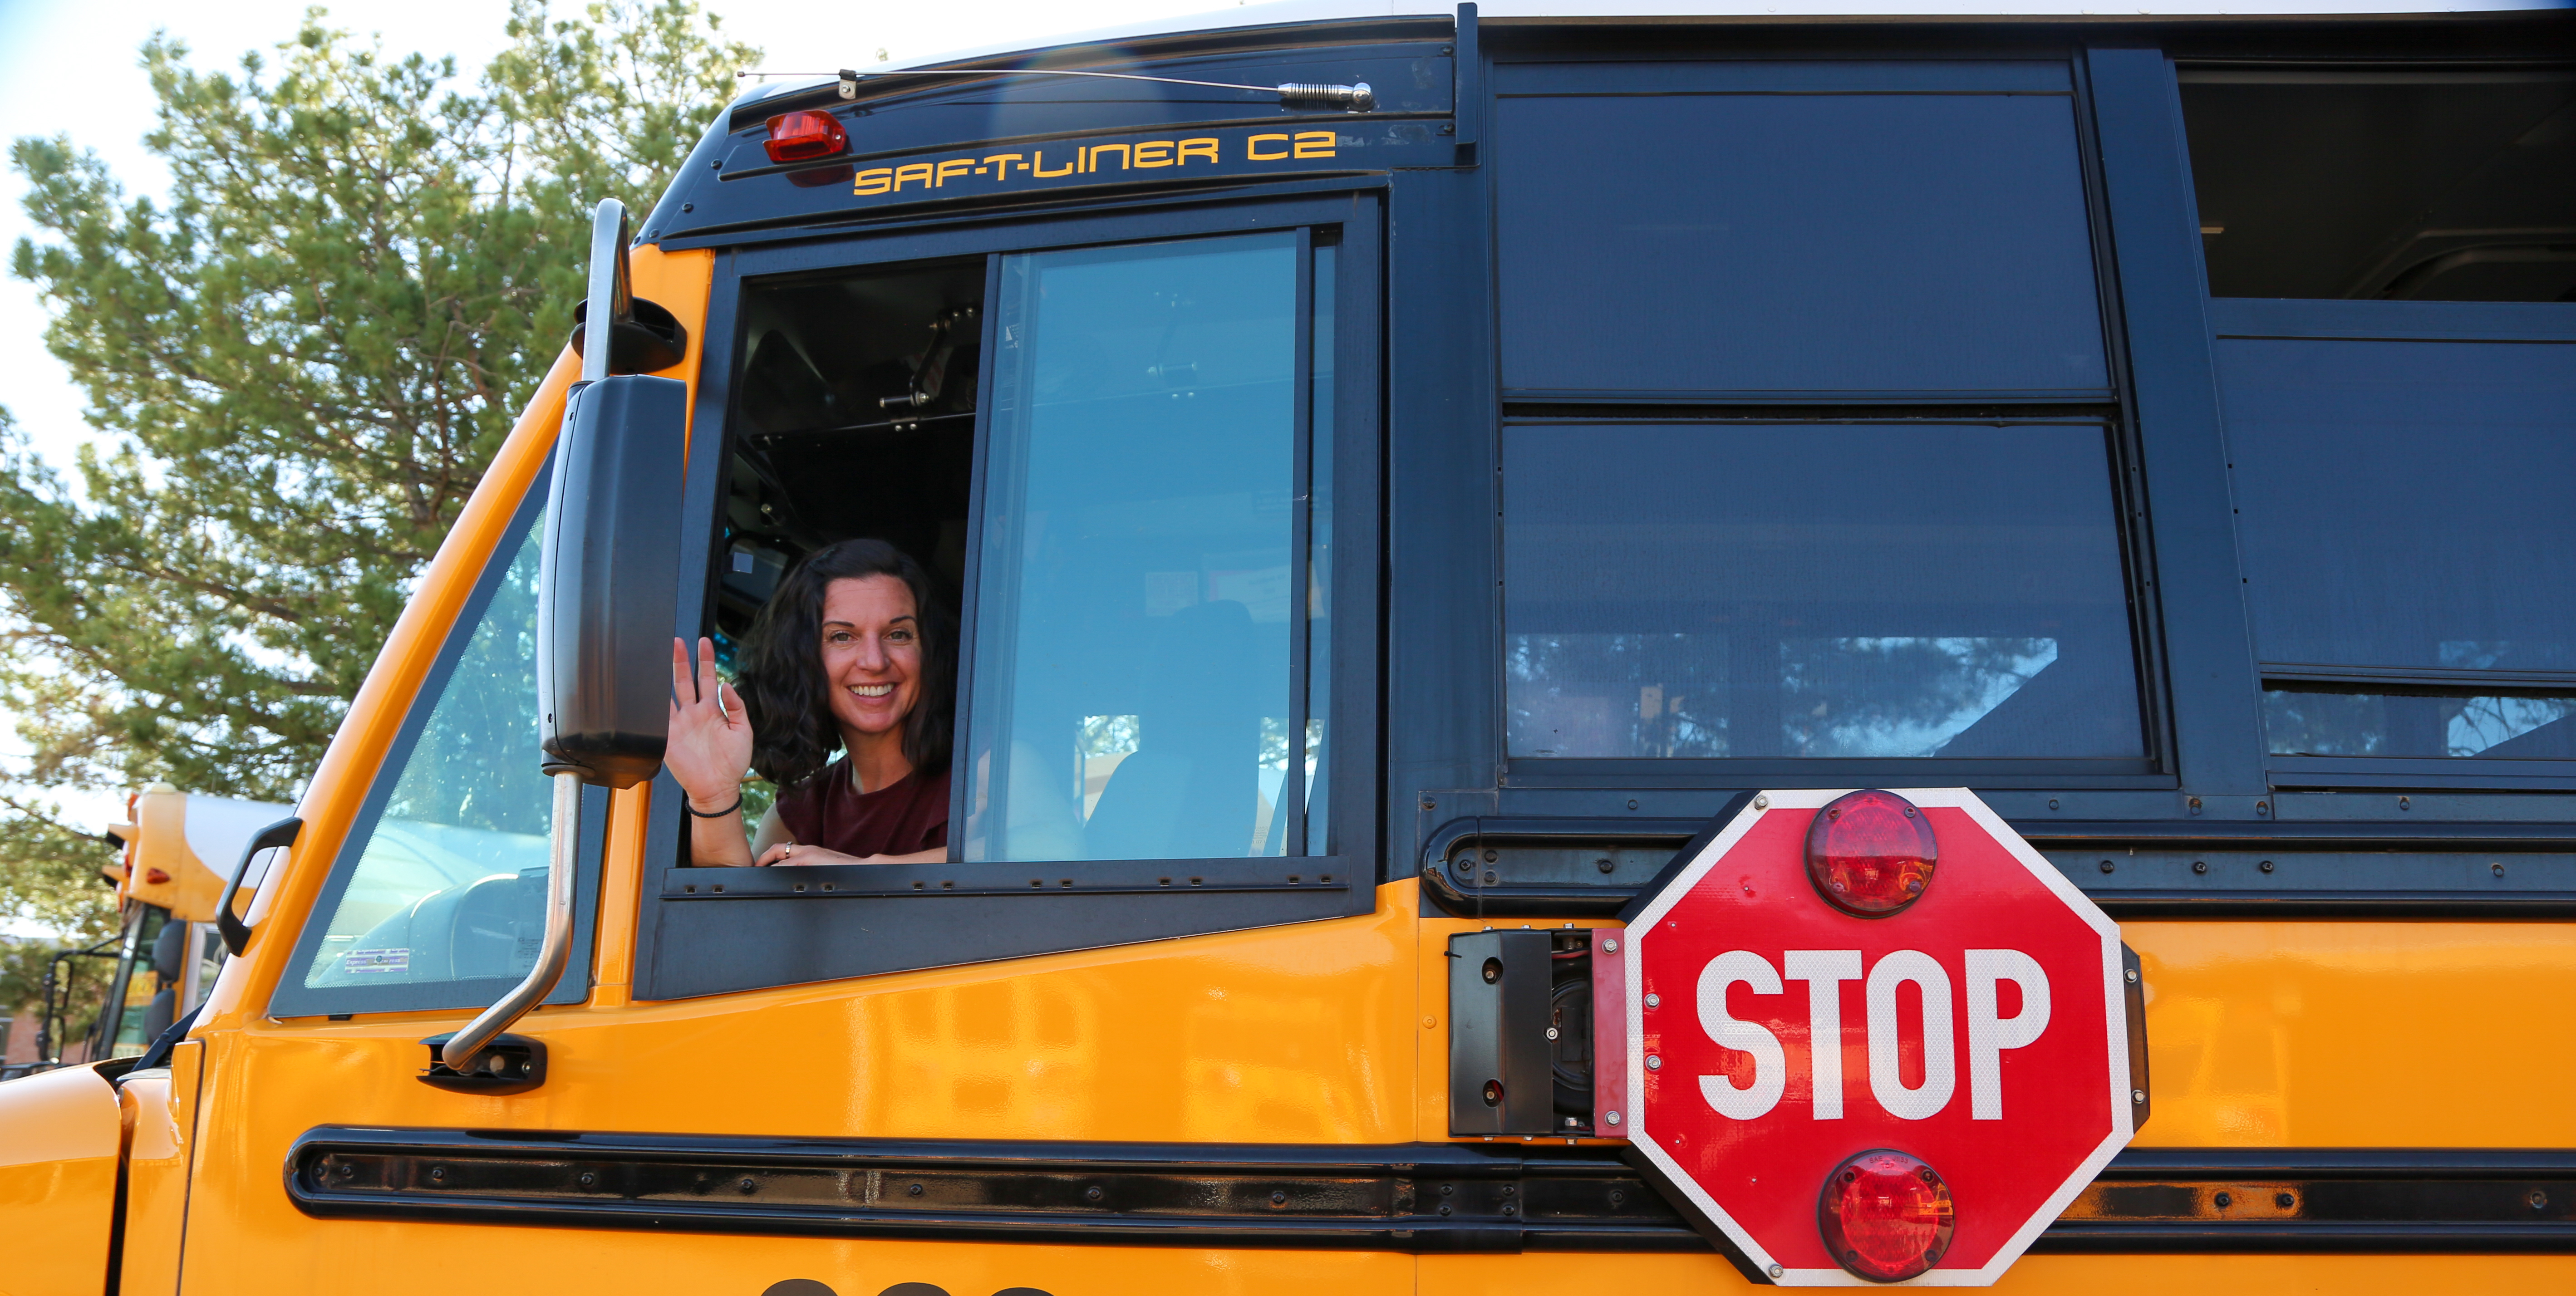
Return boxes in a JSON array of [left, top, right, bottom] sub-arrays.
[[1506, 633, 1729, 758], [380, 522, 549, 836], [1782, 637, 2059, 758]]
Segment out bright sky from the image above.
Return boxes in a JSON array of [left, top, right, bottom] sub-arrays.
[[0, 0, 1239, 885]]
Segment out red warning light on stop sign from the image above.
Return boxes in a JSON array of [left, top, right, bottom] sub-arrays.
[[1624, 789, 2133, 1286]]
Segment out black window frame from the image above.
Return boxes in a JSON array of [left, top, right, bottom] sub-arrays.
[[270, 466, 612, 1020], [1482, 50, 2174, 794], [634, 190, 1385, 1001]]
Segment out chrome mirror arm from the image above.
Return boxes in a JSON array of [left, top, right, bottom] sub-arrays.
[[439, 197, 628, 1078], [440, 770, 582, 1075]]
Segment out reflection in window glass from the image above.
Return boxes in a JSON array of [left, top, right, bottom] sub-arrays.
[[303, 513, 554, 989], [1504, 423, 2143, 760], [965, 232, 1328, 861], [106, 905, 169, 1058], [1304, 241, 1334, 857], [2264, 688, 2576, 760]]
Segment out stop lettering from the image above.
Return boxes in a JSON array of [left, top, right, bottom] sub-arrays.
[[1617, 788, 2133, 1286]]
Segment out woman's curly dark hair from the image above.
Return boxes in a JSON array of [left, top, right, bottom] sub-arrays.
[[734, 539, 955, 789]]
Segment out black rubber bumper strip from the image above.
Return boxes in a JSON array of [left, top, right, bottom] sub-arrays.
[[288, 1130, 2576, 1253]]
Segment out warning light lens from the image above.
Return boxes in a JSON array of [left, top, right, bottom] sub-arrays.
[[1818, 1148, 1955, 1282], [144, 867, 172, 885], [763, 110, 848, 164], [1805, 788, 1938, 917]]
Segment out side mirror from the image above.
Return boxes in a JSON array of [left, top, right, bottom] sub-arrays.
[[536, 372, 689, 788], [535, 198, 690, 791]]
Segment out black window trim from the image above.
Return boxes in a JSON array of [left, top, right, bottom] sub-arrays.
[[270, 462, 614, 1020], [632, 188, 1386, 1002]]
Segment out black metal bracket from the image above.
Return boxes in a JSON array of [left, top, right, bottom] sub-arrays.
[[417, 1032, 547, 1095], [2122, 943, 2151, 1131], [569, 296, 688, 375], [1451, 3, 1480, 167]]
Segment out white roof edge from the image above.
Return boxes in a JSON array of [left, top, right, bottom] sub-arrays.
[[737, 0, 2563, 106]]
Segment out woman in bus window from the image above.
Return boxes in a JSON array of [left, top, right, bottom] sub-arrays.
[[667, 539, 955, 866]]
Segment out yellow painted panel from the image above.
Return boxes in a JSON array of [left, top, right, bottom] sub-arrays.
[[197, 885, 1419, 1147], [2126, 920, 2576, 1147], [0, 1064, 120, 1296], [117, 1061, 194, 1296], [184, 1221, 1410, 1296]]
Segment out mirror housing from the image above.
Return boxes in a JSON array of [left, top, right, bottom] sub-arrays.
[[536, 374, 689, 788]]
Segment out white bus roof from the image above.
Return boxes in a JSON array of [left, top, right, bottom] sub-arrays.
[[855, 0, 2568, 77]]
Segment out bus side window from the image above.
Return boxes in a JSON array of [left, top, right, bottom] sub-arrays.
[[1494, 61, 2108, 400]]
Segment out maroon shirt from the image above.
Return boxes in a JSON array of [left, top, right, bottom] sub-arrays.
[[773, 762, 950, 860]]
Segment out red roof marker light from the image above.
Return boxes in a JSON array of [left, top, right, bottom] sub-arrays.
[[1819, 1148, 1956, 1282], [763, 110, 848, 164], [1805, 787, 1938, 916]]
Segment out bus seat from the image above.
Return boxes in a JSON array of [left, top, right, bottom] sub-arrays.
[[150, 917, 187, 984], [1084, 599, 1261, 860], [139, 987, 176, 1048]]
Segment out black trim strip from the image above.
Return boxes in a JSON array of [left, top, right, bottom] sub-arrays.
[[287, 1129, 1693, 1252], [661, 857, 1352, 900], [289, 1130, 2576, 1253], [1417, 816, 2576, 918]]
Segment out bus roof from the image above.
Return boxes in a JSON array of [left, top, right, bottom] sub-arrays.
[[737, 0, 2571, 101]]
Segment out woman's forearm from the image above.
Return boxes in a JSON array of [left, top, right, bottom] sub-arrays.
[[683, 790, 757, 867]]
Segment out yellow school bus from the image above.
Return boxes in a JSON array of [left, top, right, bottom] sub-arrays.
[[5, 2, 2575, 1292], [4, 786, 289, 1077]]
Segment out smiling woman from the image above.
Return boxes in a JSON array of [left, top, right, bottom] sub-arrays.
[[666, 539, 958, 867]]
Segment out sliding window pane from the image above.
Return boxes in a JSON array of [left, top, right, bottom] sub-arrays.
[[2221, 338, 2576, 675], [965, 232, 1327, 861]]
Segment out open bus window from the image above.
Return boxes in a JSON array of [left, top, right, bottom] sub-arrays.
[[2179, 67, 2576, 301], [717, 234, 1331, 864], [1503, 423, 2145, 761], [712, 259, 982, 850]]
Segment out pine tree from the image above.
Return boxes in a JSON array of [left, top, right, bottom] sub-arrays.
[[0, 1, 757, 993]]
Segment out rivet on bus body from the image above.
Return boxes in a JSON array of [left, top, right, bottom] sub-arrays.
[[1602, 937, 1619, 953], [1606, 1110, 1622, 1125]]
